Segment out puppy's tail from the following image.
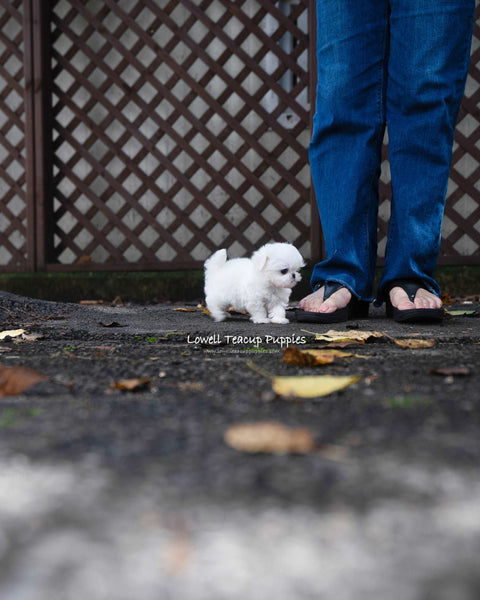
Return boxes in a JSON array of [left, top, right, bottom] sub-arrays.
[[204, 248, 227, 273]]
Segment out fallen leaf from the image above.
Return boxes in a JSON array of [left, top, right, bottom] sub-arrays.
[[178, 381, 204, 392], [317, 444, 349, 462], [79, 300, 104, 305], [163, 534, 193, 575], [247, 360, 361, 398], [171, 307, 197, 312], [302, 329, 384, 343], [325, 340, 365, 348], [440, 293, 454, 305], [282, 346, 335, 366], [110, 378, 151, 391], [99, 321, 124, 328], [0, 329, 25, 340], [430, 367, 471, 377], [394, 338, 436, 349], [227, 306, 248, 315], [0, 365, 49, 397], [309, 348, 369, 360], [21, 332, 44, 341], [224, 421, 316, 454], [282, 346, 360, 367], [272, 374, 361, 398], [445, 309, 478, 317]]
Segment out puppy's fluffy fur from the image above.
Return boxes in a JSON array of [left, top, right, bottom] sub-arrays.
[[204, 243, 304, 324]]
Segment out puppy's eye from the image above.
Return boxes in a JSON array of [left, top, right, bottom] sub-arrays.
[[280, 268, 289, 275]]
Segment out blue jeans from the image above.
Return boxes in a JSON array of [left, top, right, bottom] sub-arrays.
[[309, 0, 475, 302]]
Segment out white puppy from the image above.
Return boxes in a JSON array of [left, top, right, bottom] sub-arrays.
[[204, 243, 304, 324]]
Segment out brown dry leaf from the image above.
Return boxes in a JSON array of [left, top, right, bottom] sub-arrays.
[[111, 378, 151, 391], [272, 374, 360, 398], [317, 444, 350, 462], [171, 307, 197, 313], [0, 365, 49, 397], [0, 329, 25, 341], [163, 534, 193, 576], [224, 421, 316, 454], [430, 367, 471, 377], [282, 346, 361, 367], [325, 340, 365, 348], [227, 306, 248, 315], [79, 300, 104, 306], [99, 321, 124, 328], [440, 293, 454, 305], [394, 338, 436, 349], [302, 329, 384, 343], [282, 346, 335, 366]]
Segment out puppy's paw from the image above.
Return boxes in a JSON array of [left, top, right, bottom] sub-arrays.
[[210, 312, 227, 322], [270, 317, 289, 324], [250, 316, 271, 324]]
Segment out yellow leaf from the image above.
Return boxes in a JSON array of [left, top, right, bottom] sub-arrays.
[[171, 307, 197, 312], [272, 374, 360, 398], [394, 338, 436, 349], [224, 421, 316, 454], [445, 309, 477, 316], [302, 329, 384, 343], [0, 329, 25, 340]]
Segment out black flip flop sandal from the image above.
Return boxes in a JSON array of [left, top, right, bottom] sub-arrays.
[[385, 279, 444, 323], [295, 281, 370, 324]]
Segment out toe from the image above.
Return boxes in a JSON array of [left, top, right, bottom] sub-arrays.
[[298, 288, 326, 313], [390, 286, 442, 311], [389, 287, 413, 310], [299, 286, 352, 314]]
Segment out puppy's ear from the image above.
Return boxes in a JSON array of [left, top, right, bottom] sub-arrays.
[[252, 251, 269, 271]]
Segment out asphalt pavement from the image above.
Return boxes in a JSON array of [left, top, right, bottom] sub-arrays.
[[0, 290, 480, 600]]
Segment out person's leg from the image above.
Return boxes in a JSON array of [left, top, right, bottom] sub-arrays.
[[379, 0, 475, 311], [303, 0, 389, 314]]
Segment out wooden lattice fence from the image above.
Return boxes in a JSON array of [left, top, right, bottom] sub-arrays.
[[0, 0, 479, 273]]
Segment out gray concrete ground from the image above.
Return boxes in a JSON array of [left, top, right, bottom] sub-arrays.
[[0, 291, 480, 599]]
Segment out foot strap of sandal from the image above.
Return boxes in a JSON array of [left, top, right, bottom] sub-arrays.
[[387, 279, 423, 303], [323, 281, 345, 301]]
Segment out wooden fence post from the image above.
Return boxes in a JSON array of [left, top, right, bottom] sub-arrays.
[[23, 0, 53, 271]]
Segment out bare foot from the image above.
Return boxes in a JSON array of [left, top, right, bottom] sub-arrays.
[[298, 286, 351, 314], [389, 286, 442, 311]]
